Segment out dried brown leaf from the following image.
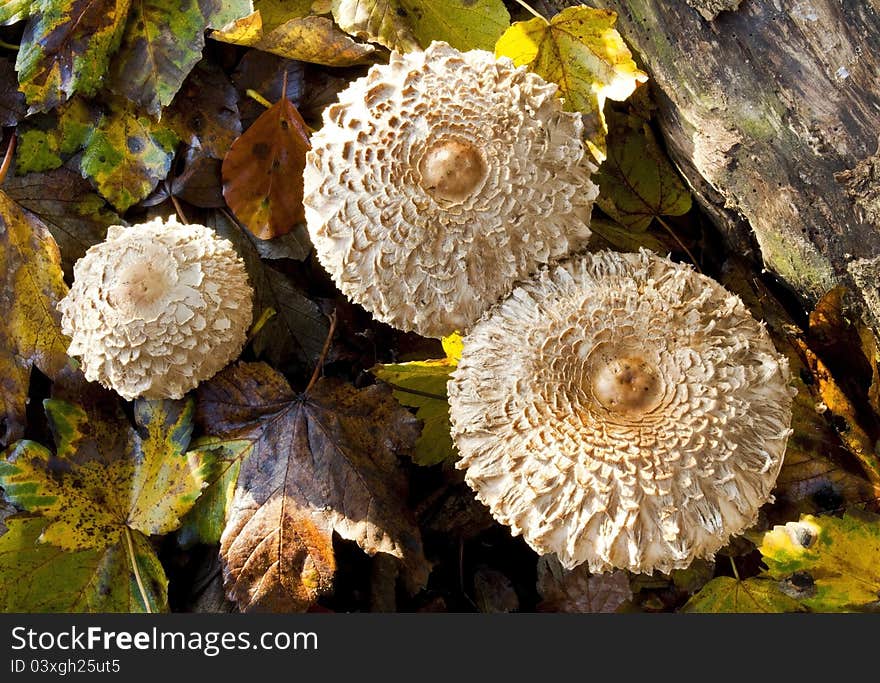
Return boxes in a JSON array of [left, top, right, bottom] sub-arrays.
[[196, 362, 428, 612], [222, 93, 310, 239], [536, 556, 632, 613]]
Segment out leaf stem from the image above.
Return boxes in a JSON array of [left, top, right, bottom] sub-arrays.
[[512, 0, 548, 23], [245, 89, 272, 109], [382, 381, 447, 401], [729, 556, 740, 581], [305, 310, 337, 394], [0, 40, 19, 51], [0, 132, 16, 186], [655, 216, 702, 273], [124, 527, 153, 614], [166, 181, 190, 224]]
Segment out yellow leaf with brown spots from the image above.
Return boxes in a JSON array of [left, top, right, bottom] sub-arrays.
[[0, 190, 70, 446]]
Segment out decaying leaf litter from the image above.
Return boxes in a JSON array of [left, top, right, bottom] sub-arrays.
[[0, 1, 879, 613]]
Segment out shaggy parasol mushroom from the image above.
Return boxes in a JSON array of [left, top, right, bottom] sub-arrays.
[[448, 249, 795, 574], [58, 215, 253, 400], [303, 41, 598, 338]]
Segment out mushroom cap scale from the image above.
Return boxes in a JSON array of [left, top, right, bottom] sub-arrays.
[[448, 249, 795, 574], [303, 41, 598, 339], [58, 215, 254, 400]]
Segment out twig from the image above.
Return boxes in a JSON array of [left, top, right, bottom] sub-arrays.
[[305, 311, 337, 393], [166, 181, 190, 224], [729, 556, 740, 581], [512, 0, 548, 22], [245, 89, 272, 109], [656, 216, 702, 273], [0, 132, 16, 185]]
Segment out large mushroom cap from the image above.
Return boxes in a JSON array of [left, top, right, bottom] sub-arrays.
[[58, 216, 253, 400], [303, 41, 598, 339], [449, 249, 795, 574]]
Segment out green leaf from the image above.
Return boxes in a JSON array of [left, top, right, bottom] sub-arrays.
[[0, 397, 202, 551], [108, 0, 207, 115], [595, 114, 692, 232], [371, 334, 461, 466], [16, 0, 131, 112], [198, 0, 253, 29], [0, 516, 167, 612], [759, 512, 880, 612], [331, 0, 509, 53], [212, 0, 377, 67], [682, 576, 805, 613], [0, 0, 34, 24], [178, 437, 250, 546], [495, 6, 646, 160], [15, 98, 96, 174], [80, 102, 178, 211]]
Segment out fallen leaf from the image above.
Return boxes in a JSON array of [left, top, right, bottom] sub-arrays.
[[231, 50, 306, 130], [222, 90, 310, 240], [207, 211, 328, 369], [595, 114, 692, 232], [759, 512, 880, 612], [588, 216, 678, 254], [0, 190, 70, 446], [0, 398, 203, 611], [165, 60, 242, 159], [196, 361, 427, 611], [80, 101, 178, 211], [495, 5, 647, 160], [720, 259, 879, 515], [107, 0, 207, 115], [15, 98, 96, 174], [169, 150, 226, 208], [213, 0, 377, 67], [536, 555, 632, 613], [0, 514, 167, 612], [0, 58, 25, 126], [15, 0, 130, 112], [372, 334, 462, 466], [3, 165, 121, 277], [0, 0, 32, 24], [331, 0, 510, 53], [198, 0, 253, 29], [473, 567, 519, 613], [682, 576, 805, 613]]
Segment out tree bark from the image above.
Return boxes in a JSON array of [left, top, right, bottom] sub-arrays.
[[546, 0, 880, 331]]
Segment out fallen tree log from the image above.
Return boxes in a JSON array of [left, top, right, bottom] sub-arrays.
[[545, 0, 880, 332]]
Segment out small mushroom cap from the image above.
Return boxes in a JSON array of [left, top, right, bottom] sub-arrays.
[[449, 250, 795, 574], [58, 216, 254, 400], [303, 41, 598, 338]]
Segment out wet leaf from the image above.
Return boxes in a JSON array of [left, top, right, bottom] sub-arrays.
[[372, 334, 462, 466], [213, 0, 377, 67], [0, 398, 203, 611], [222, 90, 309, 239], [682, 576, 805, 613], [108, 0, 206, 115], [0, 190, 70, 446], [16, 0, 130, 112], [536, 555, 632, 613], [207, 211, 328, 369], [0, 515, 167, 612], [595, 114, 692, 232], [495, 6, 647, 160], [759, 512, 880, 612], [15, 98, 95, 174], [331, 0, 509, 53], [3, 165, 121, 277], [196, 362, 428, 611], [80, 101, 178, 211], [0, 58, 26, 126]]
